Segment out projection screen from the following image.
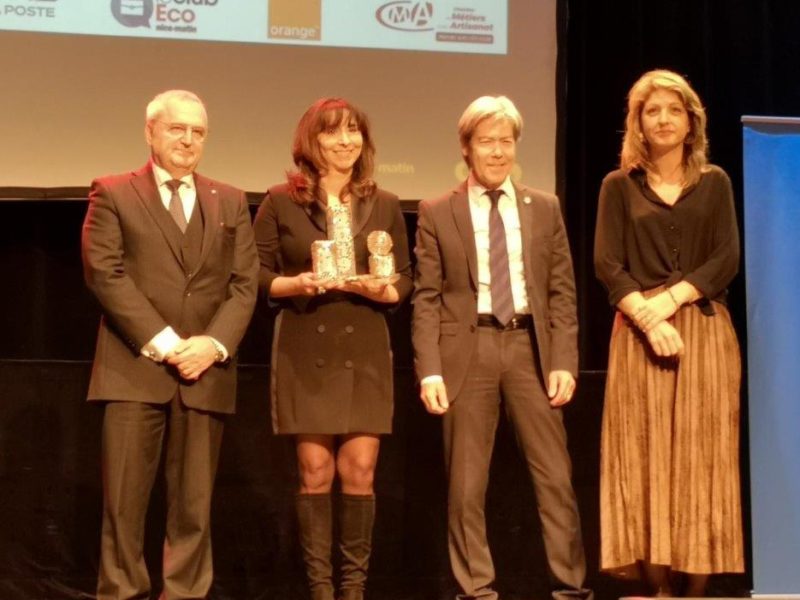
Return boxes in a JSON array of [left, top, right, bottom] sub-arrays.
[[0, 0, 556, 198]]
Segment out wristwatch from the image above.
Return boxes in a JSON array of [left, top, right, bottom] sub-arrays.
[[210, 338, 226, 363]]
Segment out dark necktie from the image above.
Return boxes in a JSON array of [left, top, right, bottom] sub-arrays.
[[165, 179, 187, 233], [487, 189, 515, 326]]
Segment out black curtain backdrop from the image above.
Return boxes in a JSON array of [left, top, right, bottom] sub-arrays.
[[561, 0, 800, 371]]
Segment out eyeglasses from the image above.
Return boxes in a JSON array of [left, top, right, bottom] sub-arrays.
[[156, 121, 207, 142]]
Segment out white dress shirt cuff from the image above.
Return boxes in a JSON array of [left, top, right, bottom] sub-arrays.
[[141, 327, 181, 362], [421, 375, 444, 385], [208, 337, 229, 362]]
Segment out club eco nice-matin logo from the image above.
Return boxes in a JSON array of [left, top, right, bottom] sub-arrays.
[[376, 1, 433, 32], [111, 0, 154, 28], [112, 0, 217, 28]]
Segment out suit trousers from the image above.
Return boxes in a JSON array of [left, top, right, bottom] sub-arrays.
[[443, 327, 589, 600], [97, 392, 225, 600]]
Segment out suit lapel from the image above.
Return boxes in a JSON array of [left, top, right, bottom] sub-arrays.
[[350, 192, 377, 238], [304, 197, 328, 234], [195, 174, 220, 271], [131, 164, 184, 266], [515, 184, 550, 314], [450, 183, 478, 290], [514, 184, 536, 283]]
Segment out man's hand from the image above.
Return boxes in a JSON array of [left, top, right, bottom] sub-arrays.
[[166, 335, 218, 380], [420, 380, 449, 415], [547, 370, 576, 407], [645, 321, 684, 358]]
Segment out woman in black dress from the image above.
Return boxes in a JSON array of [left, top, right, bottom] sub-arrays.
[[253, 98, 412, 600]]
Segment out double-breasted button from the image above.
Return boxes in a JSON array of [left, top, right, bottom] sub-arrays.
[[345, 325, 354, 334], [344, 360, 354, 369], [316, 358, 325, 367], [317, 324, 326, 333], [185, 291, 192, 297]]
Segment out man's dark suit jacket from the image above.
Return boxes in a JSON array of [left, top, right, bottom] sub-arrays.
[[412, 181, 578, 400], [82, 163, 259, 413]]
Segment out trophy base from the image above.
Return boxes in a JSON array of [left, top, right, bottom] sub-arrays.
[[314, 273, 400, 286], [352, 273, 400, 284]]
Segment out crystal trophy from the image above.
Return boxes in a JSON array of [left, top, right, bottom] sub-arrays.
[[311, 240, 338, 282], [325, 202, 356, 279], [310, 205, 398, 284], [367, 230, 395, 278]]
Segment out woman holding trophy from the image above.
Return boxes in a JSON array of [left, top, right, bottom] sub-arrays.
[[253, 97, 412, 600]]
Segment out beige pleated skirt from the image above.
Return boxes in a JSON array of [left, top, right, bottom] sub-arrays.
[[600, 298, 744, 576]]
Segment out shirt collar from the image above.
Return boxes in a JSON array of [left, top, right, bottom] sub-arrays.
[[151, 160, 195, 190], [467, 173, 515, 205]]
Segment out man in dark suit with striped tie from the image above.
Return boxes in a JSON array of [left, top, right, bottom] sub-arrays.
[[82, 89, 258, 599], [412, 96, 592, 600]]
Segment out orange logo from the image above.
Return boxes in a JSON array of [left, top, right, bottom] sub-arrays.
[[268, 0, 321, 41]]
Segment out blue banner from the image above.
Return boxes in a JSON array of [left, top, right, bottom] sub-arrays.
[[743, 116, 800, 598]]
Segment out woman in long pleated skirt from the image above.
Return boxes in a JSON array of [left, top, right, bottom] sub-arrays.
[[594, 69, 744, 597]]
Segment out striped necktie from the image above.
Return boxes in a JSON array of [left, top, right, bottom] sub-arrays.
[[165, 179, 187, 233], [487, 189, 515, 326]]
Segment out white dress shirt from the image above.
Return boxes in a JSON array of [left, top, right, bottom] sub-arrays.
[[152, 162, 197, 222], [467, 174, 530, 316], [421, 175, 531, 385], [140, 163, 227, 363]]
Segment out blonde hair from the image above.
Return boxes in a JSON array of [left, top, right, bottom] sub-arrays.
[[620, 69, 708, 186], [458, 95, 523, 166]]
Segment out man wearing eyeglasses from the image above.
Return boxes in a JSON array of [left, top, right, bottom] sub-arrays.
[[82, 89, 258, 599]]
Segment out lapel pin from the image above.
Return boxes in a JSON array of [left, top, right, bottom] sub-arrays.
[[523, 196, 531, 205]]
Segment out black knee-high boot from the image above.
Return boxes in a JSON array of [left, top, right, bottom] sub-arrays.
[[296, 493, 335, 600], [338, 494, 375, 600]]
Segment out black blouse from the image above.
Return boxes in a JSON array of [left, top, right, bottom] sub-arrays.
[[594, 165, 739, 308]]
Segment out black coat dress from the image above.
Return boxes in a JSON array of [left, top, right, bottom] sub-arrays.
[[253, 183, 412, 434]]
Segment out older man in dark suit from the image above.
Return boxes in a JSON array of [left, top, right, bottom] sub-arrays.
[[412, 96, 592, 600], [82, 89, 258, 600]]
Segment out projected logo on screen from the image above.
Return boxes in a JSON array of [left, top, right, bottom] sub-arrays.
[[268, 0, 321, 41], [111, 0, 153, 28], [376, 1, 433, 32], [2, 0, 58, 19]]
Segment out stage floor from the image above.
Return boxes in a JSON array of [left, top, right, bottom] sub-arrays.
[[0, 361, 751, 600]]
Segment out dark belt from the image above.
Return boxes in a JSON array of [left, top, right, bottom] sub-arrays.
[[477, 314, 533, 331]]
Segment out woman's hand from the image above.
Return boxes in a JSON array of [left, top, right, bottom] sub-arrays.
[[272, 272, 338, 297], [333, 278, 399, 303], [292, 272, 324, 296], [632, 291, 679, 331], [645, 320, 684, 357]]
